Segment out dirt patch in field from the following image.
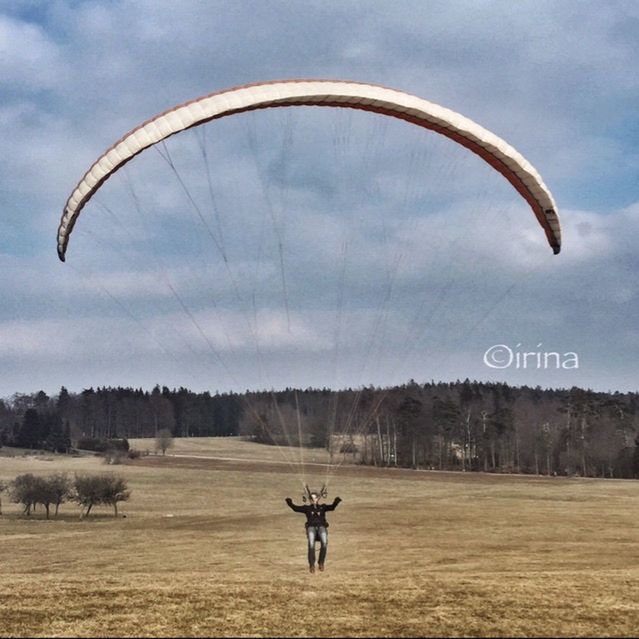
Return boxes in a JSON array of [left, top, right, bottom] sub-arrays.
[[135, 454, 559, 486]]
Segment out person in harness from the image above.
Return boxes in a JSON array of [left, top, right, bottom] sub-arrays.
[[285, 487, 342, 573]]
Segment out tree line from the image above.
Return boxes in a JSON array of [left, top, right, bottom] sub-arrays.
[[238, 382, 639, 479], [0, 385, 240, 447], [2, 380, 639, 479]]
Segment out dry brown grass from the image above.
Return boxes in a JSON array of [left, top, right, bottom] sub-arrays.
[[129, 435, 332, 465], [1, 438, 639, 637]]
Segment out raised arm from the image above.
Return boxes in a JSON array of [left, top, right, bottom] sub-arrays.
[[324, 497, 342, 512], [285, 497, 306, 513]]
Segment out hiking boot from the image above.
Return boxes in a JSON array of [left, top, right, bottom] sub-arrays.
[[309, 564, 315, 574], [318, 563, 325, 572]]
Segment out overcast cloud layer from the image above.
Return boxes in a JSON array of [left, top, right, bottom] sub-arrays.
[[1, 0, 638, 397]]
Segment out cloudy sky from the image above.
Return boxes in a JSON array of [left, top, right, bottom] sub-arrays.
[[1, 0, 638, 398]]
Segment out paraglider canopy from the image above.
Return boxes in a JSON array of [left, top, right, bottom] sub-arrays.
[[57, 79, 560, 260]]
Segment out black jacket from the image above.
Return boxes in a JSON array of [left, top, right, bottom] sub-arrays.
[[285, 497, 341, 528]]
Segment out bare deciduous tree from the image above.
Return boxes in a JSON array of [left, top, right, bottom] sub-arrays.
[[47, 473, 72, 516], [102, 474, 130, 517], [74, 473, 130, 518], [155, 428, 174, 456], [10, 473, 40, 515]]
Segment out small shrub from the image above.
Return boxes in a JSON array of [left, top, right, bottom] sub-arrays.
[[103, 449, 125, 465], [155, 429, 174, 456]]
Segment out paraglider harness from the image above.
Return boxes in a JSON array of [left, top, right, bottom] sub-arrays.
[[302, 484, 329, 537]]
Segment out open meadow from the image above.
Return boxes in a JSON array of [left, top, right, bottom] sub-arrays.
[[2, 437, 639, 637]]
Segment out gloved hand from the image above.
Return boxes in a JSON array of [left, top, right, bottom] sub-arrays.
[[335, 496, 342, 503], [285, 497, 293, 504]]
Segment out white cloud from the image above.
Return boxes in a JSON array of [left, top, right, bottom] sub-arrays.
[[0, 14, 68, 91]]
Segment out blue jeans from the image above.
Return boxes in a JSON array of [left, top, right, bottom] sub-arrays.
[[307, 525, 328, 566]]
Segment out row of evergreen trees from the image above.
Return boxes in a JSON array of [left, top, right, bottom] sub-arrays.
[[2, 381, 639, 478], [0, 386, 240, 448], [9, 409, 72, 452]]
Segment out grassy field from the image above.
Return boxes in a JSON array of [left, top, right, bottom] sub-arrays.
[[1, 438, 639, 637]]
